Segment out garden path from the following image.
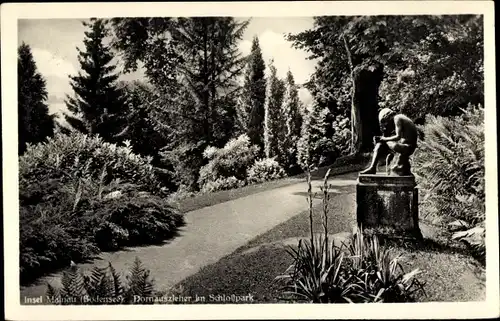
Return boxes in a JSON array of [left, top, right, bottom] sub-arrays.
[[20, 172, 358, 299]]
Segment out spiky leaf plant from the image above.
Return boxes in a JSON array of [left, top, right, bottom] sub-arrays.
[[346, 232, 426, 303], [276, 169, 426, 303], [276, 235, 354, 303]]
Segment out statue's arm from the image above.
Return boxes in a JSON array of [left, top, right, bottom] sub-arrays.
[[381, 116, 402, 142]]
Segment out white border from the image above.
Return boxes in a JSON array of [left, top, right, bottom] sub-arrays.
[[2, 1, 498, 320]]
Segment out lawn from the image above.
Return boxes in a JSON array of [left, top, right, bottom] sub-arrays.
[[172, 185, 486, 303]]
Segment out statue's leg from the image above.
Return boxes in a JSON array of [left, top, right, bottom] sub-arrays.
[[385, 153, 395, 174], [361, 142, 388, 174], [387, 142, 414, 175]]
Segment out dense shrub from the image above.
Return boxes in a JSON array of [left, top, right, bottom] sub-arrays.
[[413, 105, 485, 259], [20, 210, 100, 283], [246, 158, 286, 184], [331, 115, 352, 157], [198, 134, 259, 189], [200, 176, 245, 194], [20, 174, 183, 284], [19, 132, 165, 195], [91, 192, 184, 247], [160, 142, 205, 192]]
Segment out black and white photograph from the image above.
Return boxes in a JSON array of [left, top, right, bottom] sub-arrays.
[[2, 1, 498, 320]]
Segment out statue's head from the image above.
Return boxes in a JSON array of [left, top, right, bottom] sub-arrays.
[[378, 108, 396, 132]]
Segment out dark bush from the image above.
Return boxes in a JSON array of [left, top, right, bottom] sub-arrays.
[[92, 193, 184, 246], [19, 174, 184, 285]]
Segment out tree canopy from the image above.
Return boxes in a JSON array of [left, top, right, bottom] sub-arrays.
[[288, 15, 483, 122]]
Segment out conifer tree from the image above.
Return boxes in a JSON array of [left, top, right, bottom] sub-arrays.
[[65, 18, 127, 142], [18, 43, 55, 154], [164, 18, 249, 189], [279, 70, 303, 171], [238, 36, 267, 151], [296, 101, 330, 169], [111, 18, 249, 190], [263, 61, 286, 160]]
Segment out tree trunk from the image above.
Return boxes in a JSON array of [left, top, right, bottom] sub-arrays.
[[351, 62, 384, 154]]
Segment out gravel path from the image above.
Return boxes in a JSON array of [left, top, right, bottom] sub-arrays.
[[20, 173, 358, 299]]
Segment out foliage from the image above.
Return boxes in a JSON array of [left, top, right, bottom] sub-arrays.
[[116, 80, 171, 163], [237, 36, 267, 151], [19, 132, 181, 282], [279, 70, 303, 172], [288, 15, 483, 152], [296, 103, 339, 170], [112, 18, 250, 190], [65, 18, 128, 141], [198, 134, 259, 189], [278, 235, 352, 303], [89, 190, 184, 250], [19, 131, 164, 194], [288, 15, 484, 152], [414, 105, 485, 260], [246, 158, 286, 184], [331, 114, 352, 157], [346, 232, 425, 302], [109, 18, 181, 89], [378, 16, 483, 121], [264, 60, 286, 160], [45, 258, 157, 304], [20, 203, 100, 284], [20, 170, 183, 284], [200, 176, 246, 194], [276, 170, 425, 303], [18, 43, 55, 154]]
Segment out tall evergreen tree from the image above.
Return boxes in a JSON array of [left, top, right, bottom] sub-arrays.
[[110, 17, 249, 190], [65, 18, 127, 142], [18, 43, 55, 154], [238, 36, 267, 151], [279, 70, 303, 171], [171, 18, 248, 148], [296, 102, 330, 169], [263, 60, 286, 160]]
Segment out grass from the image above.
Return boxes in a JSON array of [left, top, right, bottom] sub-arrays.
[[173, 179, 486, 303]]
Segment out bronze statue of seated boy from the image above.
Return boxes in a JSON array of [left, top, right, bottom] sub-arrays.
[[360, 108, 418, 176]]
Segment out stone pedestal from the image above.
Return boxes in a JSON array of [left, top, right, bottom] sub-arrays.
[[356, 173, 422, 239]]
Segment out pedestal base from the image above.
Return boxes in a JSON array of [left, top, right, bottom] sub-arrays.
[[356, 173, 422, 240]]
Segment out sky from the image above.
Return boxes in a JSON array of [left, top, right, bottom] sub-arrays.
[[18, 17, 316, 119]]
